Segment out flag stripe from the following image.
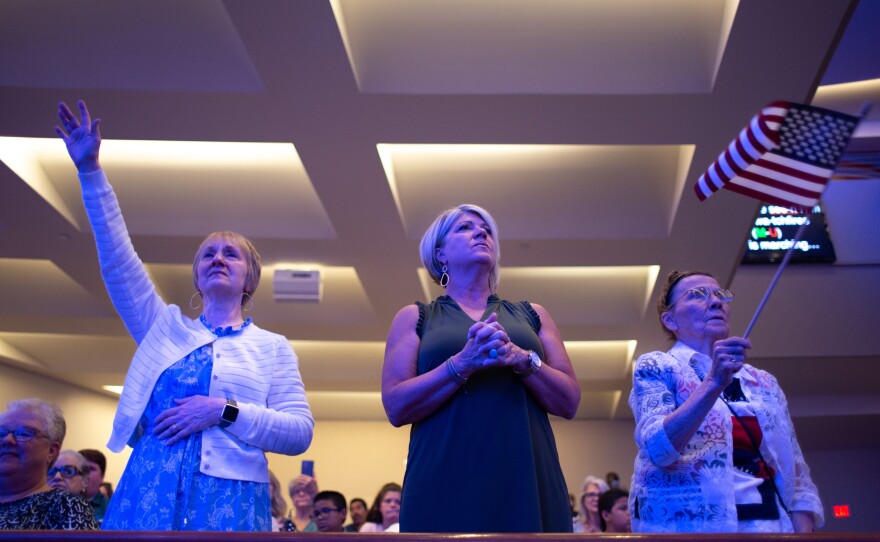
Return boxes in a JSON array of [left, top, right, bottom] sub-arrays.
[[726, 178, 820, 210], [693, 100, 859, 209], [761, 151, 837, 179], [737, 166, 826, 198]]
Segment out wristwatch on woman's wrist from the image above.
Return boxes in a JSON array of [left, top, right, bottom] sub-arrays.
[[219, 399, 239, 428], [512, 350, 542, 379]]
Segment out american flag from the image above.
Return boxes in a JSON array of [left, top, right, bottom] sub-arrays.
[[694, 101, 859, 212]]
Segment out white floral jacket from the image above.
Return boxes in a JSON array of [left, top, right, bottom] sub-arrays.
[[628, 342, 823, 532]]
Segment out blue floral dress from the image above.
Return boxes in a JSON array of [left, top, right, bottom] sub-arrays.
[[102, 319, 271, 531]]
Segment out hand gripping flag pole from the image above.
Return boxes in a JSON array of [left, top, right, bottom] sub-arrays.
[[694, 101, 869, 338]]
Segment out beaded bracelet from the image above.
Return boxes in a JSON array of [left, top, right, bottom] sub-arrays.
[[445, 357, 467, 385]]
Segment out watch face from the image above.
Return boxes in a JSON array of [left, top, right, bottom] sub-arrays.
[[529, 351, 541, 367], [223, 404, 239, 423]]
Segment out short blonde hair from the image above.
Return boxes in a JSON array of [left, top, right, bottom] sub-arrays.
[[419, 204, 501, 292], [192, 231, 262, 305]]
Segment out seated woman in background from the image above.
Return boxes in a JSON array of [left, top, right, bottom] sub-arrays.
[[598, 488, 631, 533], [629, 270, 823, 533], [359, 483, 401, 532], [0, 399, 96, 530], [48, 450, 91, 500], [56, 100, 313, 531], [574, 474, 608, 533], [284, 474, 318, 532]]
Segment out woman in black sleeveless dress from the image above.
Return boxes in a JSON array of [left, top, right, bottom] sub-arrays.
[[382, 204, 580, 533]]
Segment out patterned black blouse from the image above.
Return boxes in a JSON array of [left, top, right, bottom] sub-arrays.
[[0, 488, 97, 530]]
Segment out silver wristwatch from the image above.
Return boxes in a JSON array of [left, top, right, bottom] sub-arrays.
[[513, 350, 543, 379]]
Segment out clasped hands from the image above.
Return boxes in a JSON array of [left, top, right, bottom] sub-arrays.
[[456, 313, 529, 375]]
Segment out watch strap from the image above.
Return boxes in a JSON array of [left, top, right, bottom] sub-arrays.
[[513, 350, 542, 379]]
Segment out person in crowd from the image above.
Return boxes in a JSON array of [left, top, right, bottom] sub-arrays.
[[284, 474, 318, 532], [344, 497, 367, 532], [574, 474, 608, 533], [48, 450, 91, 499], [78, 449, 109, 525], [312, 490, 348, 533], [383, 204, 579, 532], [268, 471, 288, 532], [359, 483, 401, 532], [598, 488, 631, 533], [629, 270, 823, 533], [99, 482, 113, 500], [605, 471, 620, 489], [55, 100, 314, 531], [0, 399, 97, 530]]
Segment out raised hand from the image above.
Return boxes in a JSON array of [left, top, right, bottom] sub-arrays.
[[55, 100, 101, 173]]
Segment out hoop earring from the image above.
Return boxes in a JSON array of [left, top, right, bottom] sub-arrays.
[[189, 291, 203, 310], [242, 292, 255, 312], [439, 265, 449, 287]]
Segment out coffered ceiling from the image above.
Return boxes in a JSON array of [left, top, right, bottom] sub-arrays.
[[0, 0, 877, 447]]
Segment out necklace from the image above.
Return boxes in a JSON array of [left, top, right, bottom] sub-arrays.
[[199, 314, 252, 337]]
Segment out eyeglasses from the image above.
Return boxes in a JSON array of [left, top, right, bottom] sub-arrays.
[[669, 286, 734, 307], [48, 465, 87, 479], [310, 507, 342, 519], [0, 426, 46, 442]]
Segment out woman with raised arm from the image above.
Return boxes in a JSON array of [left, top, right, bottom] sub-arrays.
[[383, 204, 580, 532], [55, 101, 313, 531], [629, 270, 823, 533]]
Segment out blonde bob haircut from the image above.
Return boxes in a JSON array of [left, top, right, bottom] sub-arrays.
[[419, 204, 500, 293], [192, 231, 262, 306]]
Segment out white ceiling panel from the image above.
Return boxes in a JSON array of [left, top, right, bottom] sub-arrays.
[[8, 138, 337, 240], [333, 0, 735, 94], [573, 391, 622, 420], [0, 0, 874, 431], [383, 144, 693, 240], [148, 264, 376, 326], [567, 341, 636, 382], [420, 266, 658, 325], [0, 333, 134, 374], [0, 1, 263, 92], [0, 259, 111, 318]]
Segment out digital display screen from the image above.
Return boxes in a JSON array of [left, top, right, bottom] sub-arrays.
[[741, 204, 836, 264]]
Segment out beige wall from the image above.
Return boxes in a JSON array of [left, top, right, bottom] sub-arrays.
[[1, 362, 636, 514]]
